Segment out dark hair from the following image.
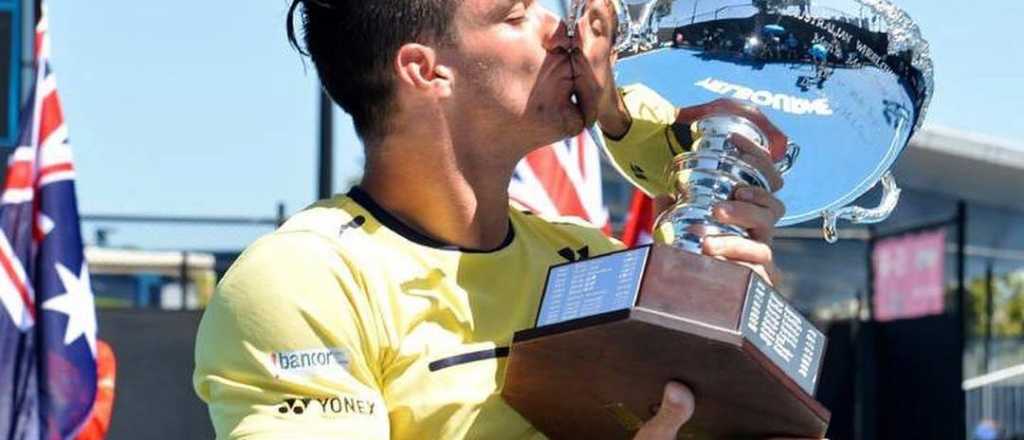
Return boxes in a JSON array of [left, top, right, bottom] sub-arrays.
[[287, 0, 460, 143]]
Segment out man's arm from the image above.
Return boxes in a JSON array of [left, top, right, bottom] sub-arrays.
[[193, 232, 390, 439]]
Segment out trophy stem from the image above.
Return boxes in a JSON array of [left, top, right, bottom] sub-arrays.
[[658, 115, 773, 253]]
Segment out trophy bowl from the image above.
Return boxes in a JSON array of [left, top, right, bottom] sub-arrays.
[[598, 0, 933, 240], [503, 0, 932, 438]]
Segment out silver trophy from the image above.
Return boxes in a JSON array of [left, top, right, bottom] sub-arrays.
[[573, 0, 932, 248]]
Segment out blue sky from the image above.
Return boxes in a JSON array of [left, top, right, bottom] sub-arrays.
[[46, 1, 1024, 251]]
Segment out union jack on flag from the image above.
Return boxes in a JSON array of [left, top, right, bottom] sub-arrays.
[[509, 130, 610, 232], [0, 8, 97, 440]]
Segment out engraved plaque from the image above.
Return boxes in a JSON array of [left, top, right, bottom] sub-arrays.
[[537, 246, 651, 327], [740, 276, 826, 395]]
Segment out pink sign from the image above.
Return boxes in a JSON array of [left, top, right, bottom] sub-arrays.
[[872, 229, 947, 321]]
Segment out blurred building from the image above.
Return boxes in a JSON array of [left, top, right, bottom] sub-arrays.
[[87, 246, 217, 310]]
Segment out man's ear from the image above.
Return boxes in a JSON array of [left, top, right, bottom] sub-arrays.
[[395, 44, 453, 98]]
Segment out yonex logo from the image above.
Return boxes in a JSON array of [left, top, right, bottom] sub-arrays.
[[277, 396, 377, 416], [339, 216, 366, 236], [630, 163, 647, 180], [278, 398, 311, 414], [558, 246, 590, 262]]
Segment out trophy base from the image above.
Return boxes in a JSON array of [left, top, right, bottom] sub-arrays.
[[502, 245, 830, 439]]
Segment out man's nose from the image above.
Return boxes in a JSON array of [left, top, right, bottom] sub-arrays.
[[540, 7, 572, 53]]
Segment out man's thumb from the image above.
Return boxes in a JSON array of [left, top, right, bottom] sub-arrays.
[[635, 382, 695, 439]]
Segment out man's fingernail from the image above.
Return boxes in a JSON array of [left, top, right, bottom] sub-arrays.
[[736, 188, 753, 201], [665, 384, 683, 405]]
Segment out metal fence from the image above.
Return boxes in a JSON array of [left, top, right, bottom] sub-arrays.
[[965, 364, 1024, 439], [80, 206, 285, 310]]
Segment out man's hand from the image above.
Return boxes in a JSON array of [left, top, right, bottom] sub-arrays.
[[571, 0, 630, 136], [653, 132, 786, 285], [633, 382, 695, 440], [703, 133, 786, 285], [636, 382, 826, 439]]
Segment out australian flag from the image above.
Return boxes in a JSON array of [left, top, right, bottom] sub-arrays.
[[0, 7, 97, 440]]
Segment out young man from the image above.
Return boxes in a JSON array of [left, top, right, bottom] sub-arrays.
[[193, 0, 791, 438]]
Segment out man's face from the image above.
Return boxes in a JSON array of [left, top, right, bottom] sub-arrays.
[[443, 0, 584, 153]]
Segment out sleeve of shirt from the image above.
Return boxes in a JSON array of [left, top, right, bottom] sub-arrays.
[[600, 83, 687, 197], [193, 231, 391, 440]]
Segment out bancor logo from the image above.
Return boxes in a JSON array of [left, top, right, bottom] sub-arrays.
[[695, 77, 833, 117], [271, 348, 349, 376]]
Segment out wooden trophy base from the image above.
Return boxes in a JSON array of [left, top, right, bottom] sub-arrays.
[[502, 245, 829, 439]]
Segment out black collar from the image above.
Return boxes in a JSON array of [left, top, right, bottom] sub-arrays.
[[347, 186, 515, 253]]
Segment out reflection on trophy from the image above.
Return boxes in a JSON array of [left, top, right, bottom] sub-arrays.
[[503, 0, 932, 438]]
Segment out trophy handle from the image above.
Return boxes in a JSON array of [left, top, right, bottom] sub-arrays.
[[821, 172, 901, 243], [776, 143, 800, 175]]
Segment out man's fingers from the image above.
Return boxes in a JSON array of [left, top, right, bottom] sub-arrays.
[[572, 0, 619, 128], [703, 236, 780, 284], [733, 185, 785, 220], [728, 133, 784, 192], [703, 235, 773, 267], [570, 50, 601, 126], [634, 382, 695, 439], [735, 260, 780, 286], [713, 201, 777, 243]]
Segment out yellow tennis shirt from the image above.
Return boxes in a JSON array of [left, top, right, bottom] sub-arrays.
[[601, 83, 686, 198], [193, 187, 623, 439], [193, 82, 685, 439]]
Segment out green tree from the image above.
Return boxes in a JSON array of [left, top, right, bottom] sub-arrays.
[[967, 269, 1024, 338]]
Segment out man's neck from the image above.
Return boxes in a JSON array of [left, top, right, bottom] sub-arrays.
[[359, 134, 517, 252]]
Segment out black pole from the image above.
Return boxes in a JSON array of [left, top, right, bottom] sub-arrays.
[[180, 251, 189, 310], [983, 261, 994, 374], [855, 229, 878, 440], [956, 201, 967, 360], [277, 202, 287, 227], [318, 90, 334, 200], [865, 226, 877, 321], [955, 200, 968, 440]]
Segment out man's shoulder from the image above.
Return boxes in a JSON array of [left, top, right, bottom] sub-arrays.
[[276, 194, 370, 242], [510, 206, 623, 253], [218, 195, 374, 294], [244, 194, 382, 261], [203, 196, 382, 348]]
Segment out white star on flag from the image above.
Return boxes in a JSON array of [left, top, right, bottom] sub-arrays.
[[41, 262, 97, 356]]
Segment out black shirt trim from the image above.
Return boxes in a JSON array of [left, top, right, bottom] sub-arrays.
[[427, 347, 510, 372], [346, 186, 516, 254]]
